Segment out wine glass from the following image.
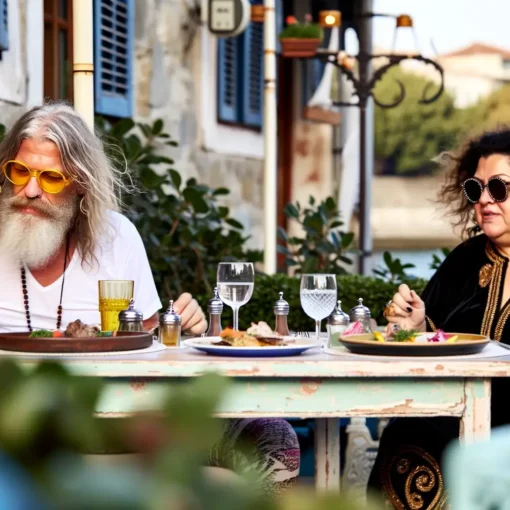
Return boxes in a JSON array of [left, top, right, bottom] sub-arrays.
[[300, 274, 337, 345], [217, 262, 255, 331]]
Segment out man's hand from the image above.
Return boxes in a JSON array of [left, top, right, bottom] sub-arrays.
[[174, 292, 207, 335]]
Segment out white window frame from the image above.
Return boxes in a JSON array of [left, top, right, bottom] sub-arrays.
[[199, 28, 264, 159]]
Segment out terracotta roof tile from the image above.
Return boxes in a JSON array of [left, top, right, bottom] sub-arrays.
[[441, 42, 510, 59]]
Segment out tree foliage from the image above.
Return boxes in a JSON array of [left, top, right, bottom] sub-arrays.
[[374, 69, 510, 176], [374, 67, 464, 175]]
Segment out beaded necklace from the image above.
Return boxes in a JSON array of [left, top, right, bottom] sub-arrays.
[[20, 235, 70, 332]]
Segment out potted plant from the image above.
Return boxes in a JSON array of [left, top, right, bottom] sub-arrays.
[[279, 14, 323, 58]]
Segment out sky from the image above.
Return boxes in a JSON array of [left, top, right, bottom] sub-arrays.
[[372, 0, 510, 56]]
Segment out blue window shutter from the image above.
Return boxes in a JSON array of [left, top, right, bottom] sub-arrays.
[[275, 0, 283, 53], [94, 0, 134, 118], [241, 9, 263, 128], [217, 37, 239, 123], [0, 0, 9, 52]]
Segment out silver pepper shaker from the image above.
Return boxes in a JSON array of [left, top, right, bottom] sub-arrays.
[[274, 291, 290, 336], [206, 287, 224, 336], [327, 300, 350, 347], [118, 299, 144, 332], [349, 298, 372, 333], [158, 300, 182, 347]]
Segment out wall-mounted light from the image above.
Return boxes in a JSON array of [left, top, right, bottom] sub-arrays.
[[251, 4, 264, 23], [319, 10, 342, 28]]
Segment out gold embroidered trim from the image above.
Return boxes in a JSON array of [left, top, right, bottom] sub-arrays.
[[480, 260, 502, 337], [486, 241, 502, 264], [494, 301, 510, 342], [380, 445, 446, 510], [480, 241, 507, 339], [425, 316, 437, 332], [478, 263, 493, 288]]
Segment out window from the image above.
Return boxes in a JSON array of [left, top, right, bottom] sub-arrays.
[[0, 0, 8, 54], [42, 0, 134, 116], [217, 0, 282, 130], [93, 0, 134, 118], [503, 59, 510, 71], [44, 0, 73, 101]]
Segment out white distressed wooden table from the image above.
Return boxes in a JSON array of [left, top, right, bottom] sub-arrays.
[[11, 348, 510, 491]]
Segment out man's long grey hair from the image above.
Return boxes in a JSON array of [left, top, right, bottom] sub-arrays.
[[0, 102, 131, 266]]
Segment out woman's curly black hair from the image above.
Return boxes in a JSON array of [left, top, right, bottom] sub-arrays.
[[437, 128, 510, 238]]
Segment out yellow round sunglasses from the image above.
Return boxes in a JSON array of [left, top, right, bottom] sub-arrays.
[[1, 160, 72, 194]]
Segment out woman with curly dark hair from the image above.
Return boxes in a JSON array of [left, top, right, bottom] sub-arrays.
[[368, 128, 510, 509]]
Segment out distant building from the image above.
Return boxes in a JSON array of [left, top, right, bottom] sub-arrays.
[[401, 42, 510, 108]]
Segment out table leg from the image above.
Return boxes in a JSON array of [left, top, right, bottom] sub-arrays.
[[460, 378, 491, 444], [314, 418, 340, 492]]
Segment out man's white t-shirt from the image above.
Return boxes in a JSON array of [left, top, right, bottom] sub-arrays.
[[0, 211, 163, 332]]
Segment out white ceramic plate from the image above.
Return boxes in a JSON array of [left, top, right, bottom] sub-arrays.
[[183, 336, 319, 357]]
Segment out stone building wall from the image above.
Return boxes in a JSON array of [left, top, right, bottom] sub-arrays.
[[133, 0, 265, 250], [0, 0, 265, 250]]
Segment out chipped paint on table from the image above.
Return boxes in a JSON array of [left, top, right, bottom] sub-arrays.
[[460, 378, 491, 444], [12, 348, 510, 378], [315, 418, 340, 492], [6, 348, 505, 492], [95, 377, 467, 417]]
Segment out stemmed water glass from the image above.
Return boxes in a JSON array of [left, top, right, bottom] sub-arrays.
[[300, 274, 337, 345], [217, 262, 255, 331]]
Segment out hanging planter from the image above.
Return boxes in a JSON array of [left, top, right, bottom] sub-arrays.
[[280, 38, 322, 58], [279, 15, 323, 58]]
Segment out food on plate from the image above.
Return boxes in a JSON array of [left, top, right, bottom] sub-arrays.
[[342, 321, 365, 336], [428, 329, 458, 343], [217, 328, 260, 347], [370, 328, 459, 343], [246, 321, 275, 337], [386, 328, 419, 342], [28, 320, 113, 338], [373, 331, 385, 342], [214, 322, 292, 347]]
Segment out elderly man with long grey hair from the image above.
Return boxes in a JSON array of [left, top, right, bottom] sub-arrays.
[[0, 103, 205, 333], [0, 103, 300, 495]]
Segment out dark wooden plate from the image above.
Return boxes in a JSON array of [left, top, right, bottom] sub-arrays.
[[339, 332, 490, 356], [0, 331, 153, 353]]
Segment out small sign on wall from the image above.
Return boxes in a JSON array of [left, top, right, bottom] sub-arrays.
[[203, 0, 251, 37]]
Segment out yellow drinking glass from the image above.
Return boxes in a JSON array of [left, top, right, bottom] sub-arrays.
[[98, 280, 134, 331]]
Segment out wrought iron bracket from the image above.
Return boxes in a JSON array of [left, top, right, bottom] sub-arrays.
[[315, 50, 445, 109]]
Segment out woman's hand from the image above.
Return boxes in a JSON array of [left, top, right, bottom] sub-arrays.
[[174, 293, 208, 335], [383, 284, 426, 332]]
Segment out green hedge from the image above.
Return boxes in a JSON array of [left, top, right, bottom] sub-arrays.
[[196, 274, 428, 331]]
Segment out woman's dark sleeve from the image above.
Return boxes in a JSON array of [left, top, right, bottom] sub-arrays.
[[419, 242, 470, 332]]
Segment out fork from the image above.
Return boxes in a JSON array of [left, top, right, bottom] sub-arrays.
[[292, 330, 310, 338]]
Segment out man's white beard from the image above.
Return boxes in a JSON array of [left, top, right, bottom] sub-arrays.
[[0, 193, 78, 268]]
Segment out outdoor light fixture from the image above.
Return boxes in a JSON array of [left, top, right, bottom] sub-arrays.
[[319, 10, 341, 28], [307, 11, 444, 274], [396, 14, 413, 27], [392, 13, 420, 55], [251, 4, 264, 23]]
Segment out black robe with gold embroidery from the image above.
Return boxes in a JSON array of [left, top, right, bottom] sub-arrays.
[[368, 234, 510, 509]]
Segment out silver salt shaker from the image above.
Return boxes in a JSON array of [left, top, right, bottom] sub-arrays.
[[118, 299, 144, 332], [349, 298, 372, 333], [206, 287, 224, 336], [327, 300, 350, 347], [158, 300, 182, 347], [274, 291, 290, 336]]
